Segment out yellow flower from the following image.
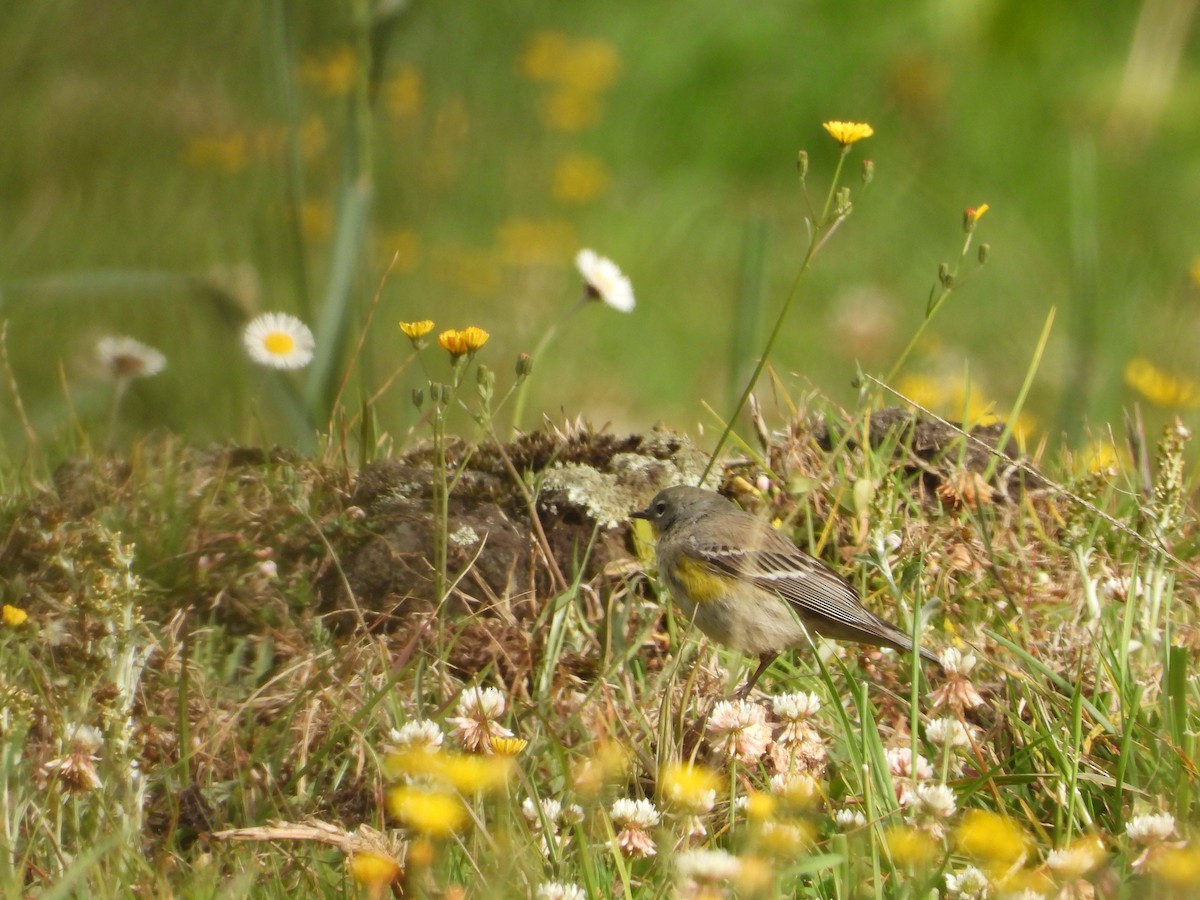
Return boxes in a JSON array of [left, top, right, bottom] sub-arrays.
[[438, 327, 490, 358], [758, 819, 816, 856], [660, 761, 722, 812], [298, 44, 358, 95], [299, 200, 332, 242], [2, 604, 28, 627], [883, 825, 938, 867], [495, 218, 577, 266], [742, 790, 777, 821], [488, 735, 528, 756], [1079, 439, 1121, 473], [1124, 357, 1200, 408], [539, 88, 602, 132], [557, 38, 622, 93], [519, 30, 572, 81], [822, 120, 874, 146], [349, 852, 402, 888], [400, 320, 435, 342], [955, 810, 1031, 867], [964, 203, 990, 230], [182, 133, 249, 174], [1149, 842, 1200, 887], [552, 154, 610, 204], [572, 742, 633, 797], [379, 229, 422, 274], [387, 787, 467, 837], [896, 374, 945, 411], [384, 749, 513, 794], [385, 65, 423, 117]]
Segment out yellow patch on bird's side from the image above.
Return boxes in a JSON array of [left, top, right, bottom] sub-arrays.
[[672, 555, 728, 603]]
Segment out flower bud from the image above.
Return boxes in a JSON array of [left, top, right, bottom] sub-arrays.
[[796, 150, 809, 179], [516, 352, 533, 379], [476, 364, 495, 402], [861, 159, 874, 185], [977, 243, 990, 265], [938, 263, 953, 288], [412, 387, 424, 409], [836, 186, 852, 214]]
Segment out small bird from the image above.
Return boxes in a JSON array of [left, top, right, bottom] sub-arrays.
[[631, 485, 938, 696]]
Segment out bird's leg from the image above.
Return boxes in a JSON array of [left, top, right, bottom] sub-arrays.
[[735, 653, 778, 699]]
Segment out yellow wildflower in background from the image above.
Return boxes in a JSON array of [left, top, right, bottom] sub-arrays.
[[387, 787, 467, 837], [384, 748, 512, 793], [557, 38, 622, 93], [378, 229, 423, 273], [298, 44, 358, 95], [2, 604, 28, 627], [438, 327, 490, 358], [823, 120, 874, 146], [552, 154, 610, 203], [519, 31, 621, 92], [660, 762, 721, 812], [540, 88, 603, 132], [182, 133, 249, 175], [349, 852, 402, 892], [400, 320, 435, 343], [895, 374, 945, 411], [955, 810, 1031, 867], [963, 203, 990, 231], [883, 825, 938, 867], [1149, 842, 1200, 888], [299, 200, 332, 242], [1124, 357, 1200, 408], [572, 742, 633, 797], [496, 218, 576, 267], [385, 65, 424, 117], [520, 31, 572, 80], [488, 736, 528, 756]]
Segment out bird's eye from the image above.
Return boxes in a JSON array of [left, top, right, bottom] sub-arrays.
[[654, 501, 667, 516]]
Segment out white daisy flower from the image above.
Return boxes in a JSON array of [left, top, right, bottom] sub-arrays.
[[575, 248, 635, 312], [96, 336, 166, 379], [242, 312, 315, 370], [536, 884, 585, 900], [388, 719, 444, 753]]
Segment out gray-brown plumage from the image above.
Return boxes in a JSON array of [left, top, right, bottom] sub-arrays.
[[632, 485, 938, 695]]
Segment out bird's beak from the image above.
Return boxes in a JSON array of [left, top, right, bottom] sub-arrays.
[[629, 507, 650, 520]]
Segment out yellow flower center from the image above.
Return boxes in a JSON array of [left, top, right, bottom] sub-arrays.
[[264, 332, 296, 356]]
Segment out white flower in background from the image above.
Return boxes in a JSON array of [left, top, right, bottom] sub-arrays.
[[535, 883, 585, 900], [242, 312, 315, 369], [96, 336, 166, 379], [926, 716, 973, 749], [707, 698, 772, 764], [610, 797, 660, 858], [447, 686, 513, 753], [1126, 812, 1176, 846], [575, 248, 635, 312], [944, 865, 990, 898], [388, 719, 444, 753]]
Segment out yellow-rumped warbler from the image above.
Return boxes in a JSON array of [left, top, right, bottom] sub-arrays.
[[632, 485, 938, 696]]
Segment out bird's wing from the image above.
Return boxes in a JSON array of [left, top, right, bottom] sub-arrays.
[[686, 528, 914, 646]]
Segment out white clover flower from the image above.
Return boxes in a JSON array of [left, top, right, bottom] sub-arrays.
[[611, 797, 660, 829], [389, 719, 444, 753], [944, 865, 989, 898], [1126, 811, 1176, 845], [885, 746, 933, 781], [242, 312, 315, 369], [96, 336, 166, 379], [707, 698, 773, 764], [834, 808, 867, 830], [771, 691, 821, 721], [535, 883, 585, 900], [926, 716, 973, 749], [575, 248, 635, 312], [675, 847, 742, 880], [910, 782, 957, 820], [447, 686, 513, 753], [940, 647, 978, 676], [610, 797, 659, 858], [1046, 835, 1105, 878], [522, 797, 563, 825], [768, 772, 818, 806]]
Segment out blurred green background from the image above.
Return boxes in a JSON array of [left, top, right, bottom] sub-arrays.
[[2, 0, 1198, 453]]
